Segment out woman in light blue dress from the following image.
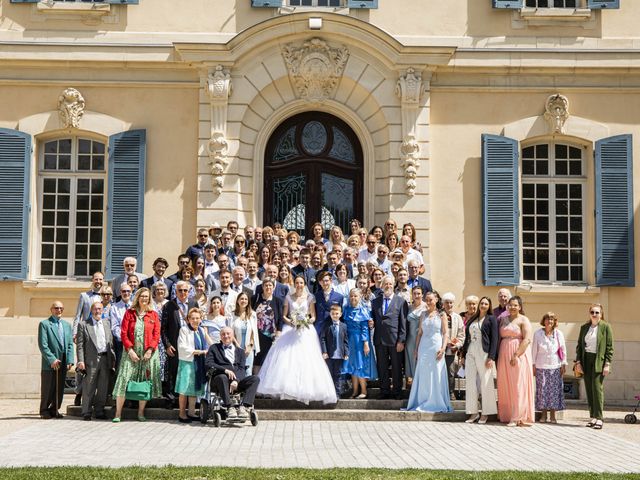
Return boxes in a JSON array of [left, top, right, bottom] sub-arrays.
[[406, 291, 452, 413], [405, 286, 426, 387], [342, 288, 378, 398]]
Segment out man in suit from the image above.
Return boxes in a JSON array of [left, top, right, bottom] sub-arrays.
[[406, 259, 433, 297], [254, 264, 289, 302], [291, 248, 317, 292], [205, 326, 260, 419], [72, 271, 104, 405], [230, 266, 253, 298], [167, 254, 192, 284], [162, 281, 197, 400], [205, 252, 232, 293], [314, 271, 344, 338], [320, 304, 349, 397], [370, 275, 408, 399], [209, 270, 238, 317], [242, 260, 262, 294], [76, 301, 115, 421], [37, 301, 74, 419], [140, 257, 173, 293], [111, 257, 147, 297], [185, 228, 210, 261], [319, 251, 340, 281], [202, 244, 219, 280], [358, 235, 379, 263]]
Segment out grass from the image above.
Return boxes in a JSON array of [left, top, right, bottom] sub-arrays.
[[0, 468, 637, 480]]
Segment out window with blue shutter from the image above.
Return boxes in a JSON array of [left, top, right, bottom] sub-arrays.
[[106, 130, 146, 279], [0, 129, 31, 281], [251, 0, 279, 6], [482, 134, 520, 286], [595, 134, 634, 286], [587, 0, 620, 8], [492, 0, 523, 8]]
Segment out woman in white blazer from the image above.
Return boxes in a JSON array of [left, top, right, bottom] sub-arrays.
[[175, 308, 212, 423], [229, 292, 260, 375]]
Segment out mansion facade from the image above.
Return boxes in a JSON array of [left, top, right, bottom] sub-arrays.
[[0, 0, 637, 400]]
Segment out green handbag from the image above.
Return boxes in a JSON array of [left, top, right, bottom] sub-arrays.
[[125, 360, 152, 401]]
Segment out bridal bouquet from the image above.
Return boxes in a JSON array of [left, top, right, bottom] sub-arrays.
[[291, 308, 311, 332]]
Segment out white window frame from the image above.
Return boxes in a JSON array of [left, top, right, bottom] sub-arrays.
[[524, 0, 582, 7], [520, 141, 588, 285], [37, 134, 108, 280], [287, 0, 343, 5]]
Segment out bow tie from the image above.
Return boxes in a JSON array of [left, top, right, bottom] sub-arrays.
[[221, 291, 229, 296], [223, 344, 232, 350]]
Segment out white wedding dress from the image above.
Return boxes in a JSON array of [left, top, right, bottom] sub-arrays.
[[257, 293, 338, 405]]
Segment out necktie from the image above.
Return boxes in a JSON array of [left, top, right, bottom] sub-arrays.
[[384, 297, 389, 315], [57, 320, 64, 346]]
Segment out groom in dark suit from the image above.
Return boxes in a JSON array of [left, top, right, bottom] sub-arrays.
[[205, 327, 260, 419], [370, 275, 408, 399]]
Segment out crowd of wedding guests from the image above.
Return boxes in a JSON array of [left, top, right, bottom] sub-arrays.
[[37, 219, 614, 429]]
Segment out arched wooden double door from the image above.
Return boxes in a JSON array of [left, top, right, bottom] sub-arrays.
[[264, 112, 363, 238]]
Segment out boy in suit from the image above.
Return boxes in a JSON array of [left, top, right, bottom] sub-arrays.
[[321, 303, 349, 398]]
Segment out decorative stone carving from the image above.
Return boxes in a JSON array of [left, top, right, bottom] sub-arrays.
[[57, 87, 85, 129], [205, 65, 232, 194], [395, 68, 425, 197], [544, 94, 570, 135], [282, 38, 349, 103]]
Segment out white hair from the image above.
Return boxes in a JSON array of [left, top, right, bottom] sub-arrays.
[[123, 256, 137, 265], [441, 292, 456, 302]]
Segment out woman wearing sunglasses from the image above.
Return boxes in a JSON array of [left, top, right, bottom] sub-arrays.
[[574, 304, 614, 430]]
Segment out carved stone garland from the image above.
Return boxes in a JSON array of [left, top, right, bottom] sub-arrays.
[[544, 94, 570, 135], [58, 87, 85, 129], [282, 37, 349, 104], [395, 68, 425, 197], [206, 65, 232, 194]]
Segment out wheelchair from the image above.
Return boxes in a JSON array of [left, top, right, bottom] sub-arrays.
[[199, 371, 259, 428]]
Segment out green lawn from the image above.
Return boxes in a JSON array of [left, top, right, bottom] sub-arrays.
[[0, 468, 637, 480]]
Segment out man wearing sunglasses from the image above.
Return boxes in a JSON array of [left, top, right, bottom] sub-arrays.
[[185, 228, 212, 262], [110, 257, 147, 297]]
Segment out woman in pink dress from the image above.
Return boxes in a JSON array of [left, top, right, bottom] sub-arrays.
[[497, 296, 534, 427]]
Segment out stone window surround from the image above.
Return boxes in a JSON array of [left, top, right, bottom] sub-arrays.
[[512, 5, 597, 28], [503, 112, 609, 295]]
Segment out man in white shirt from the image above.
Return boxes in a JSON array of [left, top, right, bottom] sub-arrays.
[[243, 260, 262, 294], [374, 245, 392, 274], [203, 244, 219, 280], [209, 270, 238, 317], [109, 285, 132, 368], [357, 235, 378, 263], [400, 235, 425, 272], [231, 266, 252, 297]]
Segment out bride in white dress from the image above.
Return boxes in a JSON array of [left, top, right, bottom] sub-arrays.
[[257, 275, 338, 405]]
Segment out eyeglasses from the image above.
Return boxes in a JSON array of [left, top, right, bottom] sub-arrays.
[[179, 261, 190, 265], [102, 293, 113, 297], [177, 289, 190, 292], [52, 306, 64, 310], [198, 234, 208, 238], [235, 240, 245, 244], [121, 290, 132, 294], [590, 310, 601, 315], [367, 241, 376, 245], [124, 263, 136, 268]]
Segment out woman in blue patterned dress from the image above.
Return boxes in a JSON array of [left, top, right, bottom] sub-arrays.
[[342, 288, 377, 399]]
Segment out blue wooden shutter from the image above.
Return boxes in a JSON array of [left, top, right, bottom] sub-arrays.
[[348, 0, 378, 8], [482, 134, 520, 286], [587, 0, 620, 8], [492, 0, 523, 8], [0, 128, 31, 280], [106, 130, 146, 279], [595, 134, 634, 286], [251, 0, 279, 6], [9, 0, 38, 3]]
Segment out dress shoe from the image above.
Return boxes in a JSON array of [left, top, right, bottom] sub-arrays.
[[40, 413, 52, 420], [95, 413, 108, 420], [187, 414, 199, 421], [54, 412, 64, 419], [83, 414, 92, 421], [74, 394, 82, 406], [178, 416, 192, 424]]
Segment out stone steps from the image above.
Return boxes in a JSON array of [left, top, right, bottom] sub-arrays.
[[65, 404, 468, 422]]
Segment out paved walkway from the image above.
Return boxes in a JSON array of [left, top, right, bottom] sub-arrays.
[[1, 399, 639, 472]]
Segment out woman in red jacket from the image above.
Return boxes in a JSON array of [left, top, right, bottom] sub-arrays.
[[112, 287, 161, 422]]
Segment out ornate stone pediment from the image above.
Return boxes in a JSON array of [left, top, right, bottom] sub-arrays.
[[58, 87, 85, 128], [544, 93, 570, 135], [282, 38, 349, 103]]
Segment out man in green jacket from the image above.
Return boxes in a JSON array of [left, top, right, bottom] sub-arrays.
[[38, 301, 74, 419]]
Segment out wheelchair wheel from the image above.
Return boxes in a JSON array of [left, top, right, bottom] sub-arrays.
[[624, 414, 637, 424], [213, 412, 222, 428], [199, 399, 209, 424], [250, 410, 259, 427]]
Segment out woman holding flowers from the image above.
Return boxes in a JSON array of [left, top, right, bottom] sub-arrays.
[[257, 275, 337, 404]]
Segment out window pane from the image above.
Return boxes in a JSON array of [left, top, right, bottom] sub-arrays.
[[44, 155, 57, 170], [42, 228, 54, 242], [59, 139, 72, 153], [57, 195, 70, 210], [522, 200, 535, 215], [89, 244, 102, 259], [75, 262, 87, 277], [90, 228, 102, 243], [536, 144, 548, 158], [555, 144, 568, 159], [91, 179, 104, 194], [59, 179, 70, 194], [556, 266, 569, 281], [57, 212, 69, 226], [54, 262, 66, 276], [78, 179, 90, 193], [41, 244, 54, 259], [89, 261, 102, 275], [91, 196, 103, 210], [93, 156, 105, 171], [79, 139, 91, 154], [42, 211, 55, 226], [569, 160, 582, 175], [43, 195, 55, 209], [91, 212, 103, 226], [537, 266, 549, 280], [522, 160, 535, 175], [77, 195, 89, 210], [537, 160, 548, 175], [556, 249, 568, 264], [571, 266, 583, 281], [43, 179, 56, 193], [523, 265, 535, 280], [41, 261, 53, 276], [537, 249, 549, 264], [55, 245, 67, 260], [522, 146, 535, 159], [56, 228, 68, 243], [556, 200, 568, 215], [570, 184, 582, 199], [78, 155, 91, 170], [58, 155, 71, 170], [75, 245, 87, 260], [555, 161, 568, 176], [523, 249, 535, 263]]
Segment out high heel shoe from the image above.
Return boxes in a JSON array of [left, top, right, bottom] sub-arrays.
[[465, 414, 480, 423], [478, 415, 488, 424]]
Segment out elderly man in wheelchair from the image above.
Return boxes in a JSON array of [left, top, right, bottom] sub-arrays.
[[202, 326, 260, 426]]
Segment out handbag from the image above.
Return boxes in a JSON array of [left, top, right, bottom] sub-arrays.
[[555, 330, 565, 362], [573, 362, 583, 379], [125, 359, 152, 401]]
